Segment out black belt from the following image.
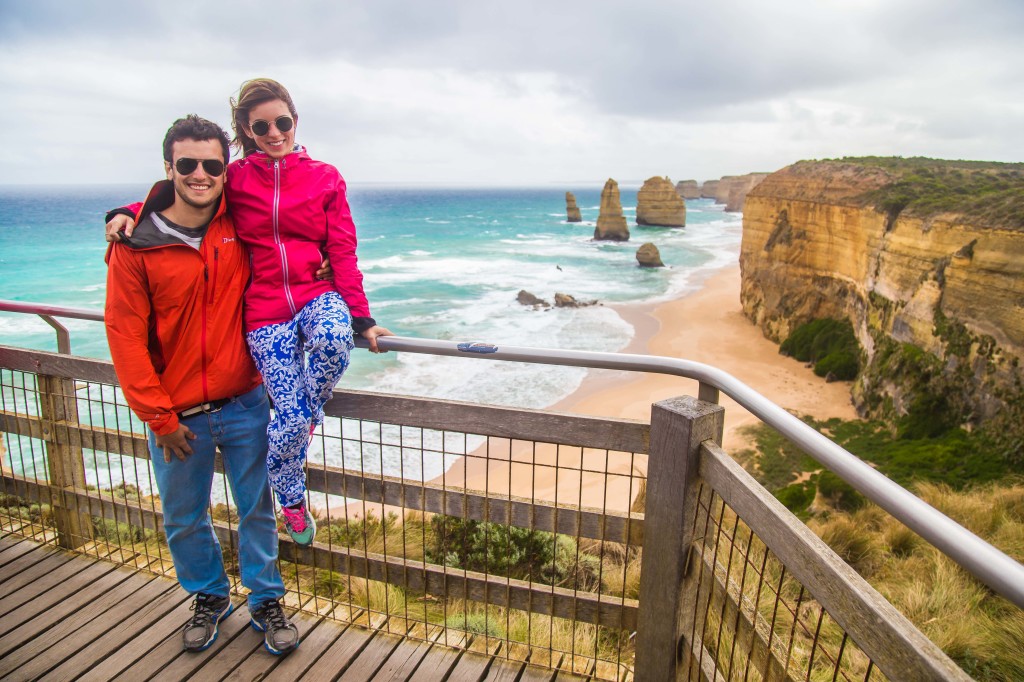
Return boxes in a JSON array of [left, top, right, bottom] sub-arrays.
[[177, 396, 233, 420]]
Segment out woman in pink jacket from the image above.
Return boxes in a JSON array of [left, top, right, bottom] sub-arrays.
[[227, 78, 392, 545]]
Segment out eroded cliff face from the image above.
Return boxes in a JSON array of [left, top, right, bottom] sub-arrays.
[[740, 160, 1024, 435], [636, 176, 686, 226]]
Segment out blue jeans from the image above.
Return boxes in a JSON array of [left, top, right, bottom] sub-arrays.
[[246, 291, 354, 508], [149, 384, 284, 610]]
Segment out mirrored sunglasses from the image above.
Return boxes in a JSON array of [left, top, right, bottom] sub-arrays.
[[250, 115, 294, 137], [174, 158, 225, 176]]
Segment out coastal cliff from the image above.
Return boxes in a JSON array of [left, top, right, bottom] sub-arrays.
[[740, 158, 1024, 447], [636, 176, 685, 226]]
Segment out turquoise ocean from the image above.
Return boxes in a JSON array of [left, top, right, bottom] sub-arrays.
[[0, 184, 742, 494]]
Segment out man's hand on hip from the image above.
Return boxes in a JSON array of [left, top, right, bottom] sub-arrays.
[[155, 425, 197, 462]]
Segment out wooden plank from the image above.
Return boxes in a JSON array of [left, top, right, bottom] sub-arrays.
[[407, 633, 469, 681], [482, 657, 525, 681], [445, 646, 495, 681], [518, 662, 557, 681], [0, 346, 118, 384], [36, 580, 184, 682], [0, 551, 81, 618], [0, 534, 44, 570], [75, 591, 197, 682], [0, 557, 128, 647], [187, 607, 269, 682], [0, 546, 74, 601], [698, 442, 971, 682], [327, 389, 650, 454], [126, 599, 249, 681], [337, 628, 408, 680], [294, 621, 376, 681], [0, 568, 164, 678], [216, 608, 327, 681], [0, 553, 118, 634], [260, 613, 351, 681], [634, 396, 723, 682], [369, 633, 438, 681]]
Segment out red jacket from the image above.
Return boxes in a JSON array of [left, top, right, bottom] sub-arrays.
[[104, 181, 261, 436], [226, 147, 371, 332]]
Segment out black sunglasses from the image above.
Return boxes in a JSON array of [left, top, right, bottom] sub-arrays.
[[250, 115, 294, 137], [174, 158, 225, 176]]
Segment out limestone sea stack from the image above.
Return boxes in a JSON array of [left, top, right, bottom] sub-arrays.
[[726, 174, 769, 211], [636, 176, 686, 227], [675, 179, 700, 199], [565, 192, 582, 222], [700, 179, 720, 199], [636, 242, 664, 267], [594, 179, 629, 241]]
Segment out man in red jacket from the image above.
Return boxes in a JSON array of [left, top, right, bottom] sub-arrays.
[[104, 115, 299, 656]]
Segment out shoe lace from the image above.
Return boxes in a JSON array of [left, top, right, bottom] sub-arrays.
[[188, 594, 221, 626], [281, 506, 307, 532], [256, 601, 290, 630]]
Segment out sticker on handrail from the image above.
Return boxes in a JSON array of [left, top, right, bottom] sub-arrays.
[[457, 342, 498, 354]]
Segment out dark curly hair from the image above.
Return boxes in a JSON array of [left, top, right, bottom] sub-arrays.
[[161, 114, 231, 164]]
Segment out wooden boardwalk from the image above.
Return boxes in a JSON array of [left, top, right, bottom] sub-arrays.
[[0, 534, 587, 681]]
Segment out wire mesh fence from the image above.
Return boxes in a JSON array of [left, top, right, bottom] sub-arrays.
[[0, 348, 970, 681]]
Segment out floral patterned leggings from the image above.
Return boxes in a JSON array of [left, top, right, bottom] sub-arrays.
[[245, 291, 354, 508]]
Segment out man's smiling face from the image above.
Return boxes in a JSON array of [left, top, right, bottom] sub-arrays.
[[165, 138, 225, 211]]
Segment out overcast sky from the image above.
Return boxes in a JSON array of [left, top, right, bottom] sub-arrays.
[[2, 0, 1022, 186]]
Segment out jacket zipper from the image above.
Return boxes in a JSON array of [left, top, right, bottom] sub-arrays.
[[201, 252, 210, 403], [207, 247, 219, 304], [272, 159, 297, 316]]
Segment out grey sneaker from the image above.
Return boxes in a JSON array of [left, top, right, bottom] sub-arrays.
[[182, 593, 233, 652], [250, 599, 300, 655]]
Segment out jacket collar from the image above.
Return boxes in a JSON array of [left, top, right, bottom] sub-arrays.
[[242, 145, 309, 169]]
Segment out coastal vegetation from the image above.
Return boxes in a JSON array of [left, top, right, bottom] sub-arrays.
[[737, 418, 1024, 680], [839, 156, 1024, 230], [779, 318, 860, 381]]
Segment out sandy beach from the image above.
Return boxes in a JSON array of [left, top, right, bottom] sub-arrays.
[[435, 264, 860, 512]]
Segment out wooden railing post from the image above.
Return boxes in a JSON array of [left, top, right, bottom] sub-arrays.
[[38, 374, 91, 548], [635, 395, 723, 681]]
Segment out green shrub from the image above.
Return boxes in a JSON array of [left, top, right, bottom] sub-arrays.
[[780, 319, 860, 380], [445, 612, 505, 638], [427, 516, 557, 583], [775, 481, 816, 517], [816, 471, 866, 512]]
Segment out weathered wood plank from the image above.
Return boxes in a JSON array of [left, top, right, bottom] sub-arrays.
[[260, 613, 353, 681], [0, 567, 164, 678], [0, 345, 118, 384], [216, 608, 326, 681], [138, 601, 250, 681], [336, 628, 408, 680], [369, 632, 438, 680], [0, 549, 78, 617], [698, 441, 970, 682], [296, 621, 376, 681], [35, 579, 183, 682], [327, 389, 650, 454], [635, 396, 723, 682], [187, 607, 269, 682], [0, 557, 127, 647], [407, 633, 469, 681], [445, 645, 495, 681], [483, 656, 526, 681], [76, 591, 198, 682], [0, 536, 49, 573]]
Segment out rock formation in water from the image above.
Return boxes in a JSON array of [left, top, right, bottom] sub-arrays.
[[636, 242, 664, 268], [517, 290, 550, 308], [594, 179, 630, 241], [700, 180, 719, 199], [636, 176, 686, 227], [725, 173, 769, 211], [739, 158, 1024, 444], [675, 179, 701, 200], [554, 293, 599, 307], [565, 192, 582, 223]]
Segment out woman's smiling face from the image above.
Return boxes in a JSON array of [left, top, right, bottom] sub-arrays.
[[245, 98, 296, 159]]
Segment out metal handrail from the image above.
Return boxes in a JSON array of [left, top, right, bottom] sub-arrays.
[[2, 298, 1023, 610]]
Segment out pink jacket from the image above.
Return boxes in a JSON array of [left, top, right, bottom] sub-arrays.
[[226, 147, 371, 332]]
